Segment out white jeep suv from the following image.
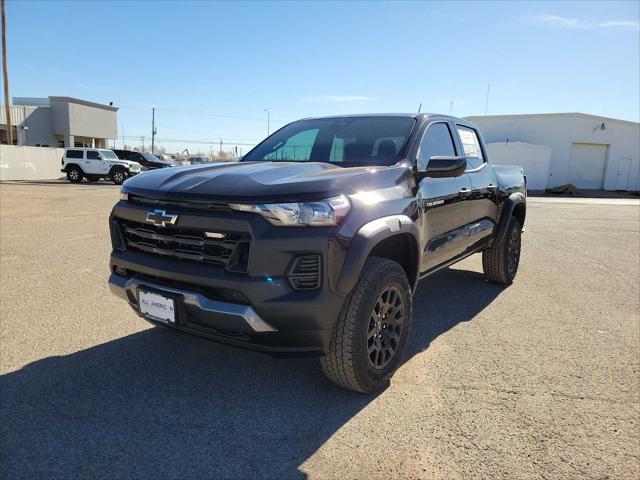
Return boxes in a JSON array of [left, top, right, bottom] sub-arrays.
[[61, 148, 142, 185]]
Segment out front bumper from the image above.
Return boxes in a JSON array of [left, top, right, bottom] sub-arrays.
[[108, 268, 337, 356], [108, 199, 349, 355]]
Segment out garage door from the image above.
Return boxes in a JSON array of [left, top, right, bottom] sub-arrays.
[[567, 143, 608, 189]]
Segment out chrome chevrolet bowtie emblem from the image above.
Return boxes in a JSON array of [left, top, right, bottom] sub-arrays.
[[146, 209, 178, 227]]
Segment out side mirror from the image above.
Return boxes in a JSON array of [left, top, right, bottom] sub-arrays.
[[418, 156, 466, 179]]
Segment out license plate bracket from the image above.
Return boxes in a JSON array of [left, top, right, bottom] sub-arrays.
[[138, 289, 176, 324]]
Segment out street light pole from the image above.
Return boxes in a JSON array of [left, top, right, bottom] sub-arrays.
[[264, 109, 270, 136]]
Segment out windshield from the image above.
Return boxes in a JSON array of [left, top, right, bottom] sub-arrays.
[[100, 150, 118, 160], [243, 116, 416, 166], [142, 152, 166, 162]]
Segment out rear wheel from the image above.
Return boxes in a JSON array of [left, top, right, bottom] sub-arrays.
[[483, 216, 521, 284], [66, 166, 83, 183], [110, 169, 127, 185], [320, 257, 412, 393]]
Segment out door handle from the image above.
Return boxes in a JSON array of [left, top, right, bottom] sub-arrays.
[[487, 184, 497, 192], [458, 188, 471, 199]]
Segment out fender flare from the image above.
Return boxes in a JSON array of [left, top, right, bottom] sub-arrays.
[[336, 215, 420, 296], [108, 165, 128, 177], [492, 192, 526, 247], [63, 163, 85, 173]]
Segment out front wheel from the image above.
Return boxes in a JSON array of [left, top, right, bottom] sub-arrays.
[[110, 169, 127, 185], [320, 257, 412, 393], [483, 216, 521, 284]]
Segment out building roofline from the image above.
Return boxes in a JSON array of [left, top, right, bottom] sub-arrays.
[[465, 112, 639, 127], [48, 96, 118, 111]]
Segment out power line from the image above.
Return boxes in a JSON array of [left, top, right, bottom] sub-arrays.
[[121, 135, 258, 146], [118, 105, 286, 123]]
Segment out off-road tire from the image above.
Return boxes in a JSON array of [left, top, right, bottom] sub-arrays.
[[110, 169, 127, 185], [320, 257, 412, 393], [483, 216, 521, 284], [66, 166, 83, 183]]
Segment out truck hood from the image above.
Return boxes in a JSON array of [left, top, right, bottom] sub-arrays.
[[122, 161, 412, 202]]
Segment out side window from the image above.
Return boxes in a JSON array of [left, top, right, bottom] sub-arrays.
[[456, 125, 484, 170], [86, 150, 100, 160], [66, 150, 84, 159], [265, 128, 318, 161], [417, 122, 456, 170]]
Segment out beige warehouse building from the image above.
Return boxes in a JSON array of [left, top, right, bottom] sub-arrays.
[[1, 96, 117, 148]]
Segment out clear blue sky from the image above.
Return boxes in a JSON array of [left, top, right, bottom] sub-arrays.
[[3, 0, 639, 153]]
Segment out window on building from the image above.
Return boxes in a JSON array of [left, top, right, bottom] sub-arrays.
[[66, 150, 84, 159], [417, 122, 456, 170], [86, 151, 100, 160], [456, 125, 484, 170], [0, 126, 18, 145]]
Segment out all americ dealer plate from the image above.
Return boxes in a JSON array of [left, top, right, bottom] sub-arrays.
[[138, 290, 176, 324]]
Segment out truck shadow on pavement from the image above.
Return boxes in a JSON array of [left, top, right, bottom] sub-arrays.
[[0, 267, 504, 479]]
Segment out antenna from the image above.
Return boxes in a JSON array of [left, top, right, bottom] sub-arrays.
[[484, 84, 490, 115], [449, 101, 453, 115], [417, 103, 422, 113]]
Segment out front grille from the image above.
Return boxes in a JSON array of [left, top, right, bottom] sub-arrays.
[[129, 194, 231, 213], [118, 219, 250, 273], [288, 255, 321, 290]]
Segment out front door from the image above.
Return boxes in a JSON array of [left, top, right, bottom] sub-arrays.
[[415, 121, 475, 273], [85, 150, 109, 175]]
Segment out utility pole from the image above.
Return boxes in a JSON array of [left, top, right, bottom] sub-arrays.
[[122, 126, 125, 148], [1, 0, 13, 145], [140, 136, 145, 151], [484, 83, 491, 116], [151, 107, 156, 153], [264, 109, 270, 136], [219, 138, 222, 155]]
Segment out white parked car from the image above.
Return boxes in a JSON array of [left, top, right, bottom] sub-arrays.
[[61, 148, 142, 185]]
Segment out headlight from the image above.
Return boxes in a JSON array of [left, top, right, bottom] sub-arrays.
[[229, 195, 350, 226], [120, 191, 128, 201]]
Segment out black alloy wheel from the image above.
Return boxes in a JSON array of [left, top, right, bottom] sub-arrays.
[[367, 286, 405, 369]]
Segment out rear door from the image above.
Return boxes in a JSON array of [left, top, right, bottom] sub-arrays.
[[455, 124, 499, 247], [416, 120, 473, 273]]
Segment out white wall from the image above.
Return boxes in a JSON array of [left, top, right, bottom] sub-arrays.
[[486, 142, 551, 190], [468, 114, 640, 191], [0, 145, 65, 181]]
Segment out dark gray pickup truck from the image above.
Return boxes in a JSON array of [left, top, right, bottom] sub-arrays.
[[108, 114, 526, 393]]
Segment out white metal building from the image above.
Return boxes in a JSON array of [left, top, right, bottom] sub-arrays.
[[466, 113, 640, 192]]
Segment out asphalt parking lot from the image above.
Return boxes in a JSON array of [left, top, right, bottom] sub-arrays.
[[1, 181, 638, 479]]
